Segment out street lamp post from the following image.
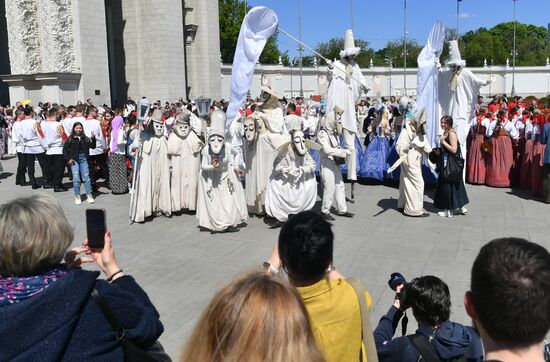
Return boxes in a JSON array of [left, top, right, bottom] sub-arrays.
[[511, 0, 517, 96], [456, 0, 461, 39], [385, 57, 393, 98], [290, 59, 294, 98], [298, 0, 304, 97], [403, 0, 407, 95]]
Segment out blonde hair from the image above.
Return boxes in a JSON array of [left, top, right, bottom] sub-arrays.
[[180, 272, 324, 362], [0, 194, 73, 276]]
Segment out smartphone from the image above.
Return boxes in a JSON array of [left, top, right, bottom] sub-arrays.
[[86, 208, 107, 249]]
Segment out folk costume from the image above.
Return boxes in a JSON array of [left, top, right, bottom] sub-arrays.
[[197, 110, 247, 233], [167, 111, 204, 212], [19, 116, 48, 188], [466, 115, 490, 185], [485, 116, 519, 188], [390, 107, 432, 217], [326, 29, 368, 186], [265, 129, 318, 223], [41, 118, 67, 190], [129, 110, 171, 223], [360, 106, 391, 181], [242, 114, 264, 214], [108, 115, 128, 194], [317, 106, 353, 220]]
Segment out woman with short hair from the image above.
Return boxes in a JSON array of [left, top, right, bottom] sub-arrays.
[[180, 272, 323, 362], [0, 194, 165, 361]]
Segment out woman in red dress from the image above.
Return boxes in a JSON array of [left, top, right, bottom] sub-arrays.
[[510, 107, 525, 186], [531, 110, 546, 196], [485, 110, 519, 188], [519, 112, 534, 189], [466, 107, 489, 184]]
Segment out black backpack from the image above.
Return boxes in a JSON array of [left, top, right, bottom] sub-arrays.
[[408, 333, 470, 362]]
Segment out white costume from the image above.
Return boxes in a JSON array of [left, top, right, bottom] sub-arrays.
[[130, 110, 172, 223], [265, 129, 318, 222], [197, 110, 247, 232], [394, 108, 432, 216], [243, 115, 263, 214], [167, 111, 204, 212], [252, 86, 291, 213], [317, 106, 352, 217], [326, 29, 368, 181], [438, 40, 490, 159]]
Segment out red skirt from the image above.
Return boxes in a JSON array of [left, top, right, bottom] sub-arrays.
[[466, 134, 487, 185], [519, 139, 533, 189], [532, 141, 546, 196], [511, 136, 525, 187], [486, 136, 513, 187]]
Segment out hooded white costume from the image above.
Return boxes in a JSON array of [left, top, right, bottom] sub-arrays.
[[197, 110, 247, 232], [251, 86, 291, 213], [243, 114, 263, 214], [167, 111, 204, 212], [265, 129, 319, 222], [326, 29, 368, 182], [317, 106, 353, 218], [393, 107, 432, 216], [130, 110, 172, 223], [438, 40, 490, 159]]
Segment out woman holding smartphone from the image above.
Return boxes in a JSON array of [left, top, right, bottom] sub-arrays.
[[63, 122, 96, 205]]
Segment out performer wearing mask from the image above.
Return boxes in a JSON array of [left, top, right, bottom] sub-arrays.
[[242, 115, 263, 214], [168, 111, 204, 213], [317, 106, 354, 220], [197, 110, 247, 233], [41, 108, 67, 191], [265, 128, 318, 226], [130, 109, 171, 223], [326, 29, 369, 201]]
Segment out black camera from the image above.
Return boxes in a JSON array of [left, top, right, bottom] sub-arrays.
[[388, 272, 410, 309]]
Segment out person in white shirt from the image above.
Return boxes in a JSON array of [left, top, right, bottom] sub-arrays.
[[41, 108, 68, 191], [485, 109, 519, 187], [11, 108, 27, 185], [83, 106, 108, 191], [19, 106, 48, 189]]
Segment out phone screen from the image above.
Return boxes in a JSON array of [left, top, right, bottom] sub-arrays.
[[86, 209, 106, 249]]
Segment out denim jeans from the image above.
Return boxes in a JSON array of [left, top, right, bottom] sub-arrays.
[[71, 153, 92, 196]]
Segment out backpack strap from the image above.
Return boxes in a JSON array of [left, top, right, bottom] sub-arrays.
[[347, 277, 379, 362], [407, 333, 441, 362], [91, 287, 126, 341]]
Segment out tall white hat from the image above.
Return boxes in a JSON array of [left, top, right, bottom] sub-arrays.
[[340, 29, 361, 58], [445, 40, 466, 67], [151, 109, 163, 124], [208, 110, 226, 138]]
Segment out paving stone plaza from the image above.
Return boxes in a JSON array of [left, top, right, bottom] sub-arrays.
[[1, 156, 549, 358]]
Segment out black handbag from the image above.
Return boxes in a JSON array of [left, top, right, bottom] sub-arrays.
[[442, 145, 464, 182], [91, 287, 171, 362]]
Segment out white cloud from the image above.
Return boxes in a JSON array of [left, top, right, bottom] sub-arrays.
[[458, 12, 476, 19]]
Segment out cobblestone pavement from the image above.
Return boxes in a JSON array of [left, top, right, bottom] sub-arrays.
[[1, 155, 548, 358]]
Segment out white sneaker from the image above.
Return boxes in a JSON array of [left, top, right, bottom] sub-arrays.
[[446, 210, 454, 218], [75, 195, 82, 205], [437, 211, 447, 217], [457, 207, 468, 215], [86, 194, 95, 204]]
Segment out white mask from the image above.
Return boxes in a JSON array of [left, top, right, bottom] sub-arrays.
[[176, 123, 190, 138], [243, 118, 256, 142], [209, 135, 224, 154], [292, 130, 307, 156], [153, 121, 164, 137]]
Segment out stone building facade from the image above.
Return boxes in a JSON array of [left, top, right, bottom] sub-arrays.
[[0, 0, 221, 106]]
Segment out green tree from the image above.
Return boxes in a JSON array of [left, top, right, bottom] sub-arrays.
[[219, 0, 281, 64], [375, 39, 423, 68]]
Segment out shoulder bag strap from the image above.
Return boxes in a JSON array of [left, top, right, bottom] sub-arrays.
[[347, 277, 379, 362], [407, 333, 441, 362], [91, 287, 126, 340]]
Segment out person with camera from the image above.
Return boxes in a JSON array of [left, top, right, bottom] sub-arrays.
[[374, 274, 483, 362]]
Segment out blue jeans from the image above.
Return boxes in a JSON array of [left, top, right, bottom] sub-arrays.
[[71, 153, 92, 196]]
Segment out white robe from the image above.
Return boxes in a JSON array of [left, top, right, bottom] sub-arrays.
[[438, 68, 488, 159], [167, 131, 204, 212], [244, 139, 263, 214], [197, 143, 248, 231], [130, 133, 172, 223], [396, 124, 432, 216], [326, 59, 367, 133], [265, 146, 317, 222]]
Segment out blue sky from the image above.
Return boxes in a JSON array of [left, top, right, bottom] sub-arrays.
[[247, 0, 550, 57]]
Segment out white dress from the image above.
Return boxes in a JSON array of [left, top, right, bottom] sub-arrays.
[[167, 131, 204, 212], [130, 133, 172, 223], [265, 146, 317, 222], [396, 124, 432, 216], [197, 143, 248, 231]]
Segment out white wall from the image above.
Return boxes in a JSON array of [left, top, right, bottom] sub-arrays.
[[221, 64, 550, 101]]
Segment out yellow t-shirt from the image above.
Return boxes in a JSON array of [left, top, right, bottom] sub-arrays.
[[297, 278, 373, 362]]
